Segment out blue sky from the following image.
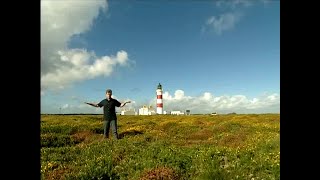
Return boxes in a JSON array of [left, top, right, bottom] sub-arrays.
[[41, 0, 280, 114]]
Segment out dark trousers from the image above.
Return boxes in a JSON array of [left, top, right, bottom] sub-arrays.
[[103, 120, 118, 139]]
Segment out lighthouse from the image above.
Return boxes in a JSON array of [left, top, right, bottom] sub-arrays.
[[156, 83, 163, 114]]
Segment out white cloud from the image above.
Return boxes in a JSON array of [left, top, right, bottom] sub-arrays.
[[62, 104, 69, 109], [150, 90, 279, 114], [260, 0, 274, 6], [201, 92, 213, 101], [204, 12, 242, 35], [203, 0, 268, 35], [216, 0, 253, 9], [41, 49, 129, 90], [41, 0, 131, 92], [174, 90, 185, 100], [116, 51, 129, 65], [161, 90, 193, 103]]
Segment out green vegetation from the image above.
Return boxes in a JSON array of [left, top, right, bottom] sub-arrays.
[[41, 114, 280, 180]]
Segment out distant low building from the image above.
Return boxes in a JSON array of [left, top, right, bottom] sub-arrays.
[[120, 108, 136, 115], [121, 110, 136, 115], [211, 112, 218, 115], [171, 111, 184, 115], [163, 110, 170, 115], [185, 110, 191, 115]]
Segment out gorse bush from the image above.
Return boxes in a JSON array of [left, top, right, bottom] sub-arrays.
[[41, 114, 280, 180], [41, 133, 82, 147]]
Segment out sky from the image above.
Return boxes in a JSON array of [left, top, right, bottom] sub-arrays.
[[41, 0, 280, 114]]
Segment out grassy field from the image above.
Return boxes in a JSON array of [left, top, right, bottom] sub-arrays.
[[41, 114, 280, 180]]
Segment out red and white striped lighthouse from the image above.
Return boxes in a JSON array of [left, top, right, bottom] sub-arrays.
[[156, 83, 163, 114]]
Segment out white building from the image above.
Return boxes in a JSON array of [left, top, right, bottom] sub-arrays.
[[121, 109, 136, 115], [171, 111, 184, 115], [138, 105, 156, 115]]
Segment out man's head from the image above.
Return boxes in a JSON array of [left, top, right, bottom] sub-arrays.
[[106, 89, 112, 100]]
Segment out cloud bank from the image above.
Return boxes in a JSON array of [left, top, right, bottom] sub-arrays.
[[46, 89, 279, 114], [149, 90, 279, 114], [41, 0, 130, 93]]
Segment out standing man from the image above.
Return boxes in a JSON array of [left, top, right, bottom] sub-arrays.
[[85, 89, 131, 140]]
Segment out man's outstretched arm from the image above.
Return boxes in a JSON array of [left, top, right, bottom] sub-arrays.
[[85, 102, 99, 107], [120, 101, 131, 107]]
